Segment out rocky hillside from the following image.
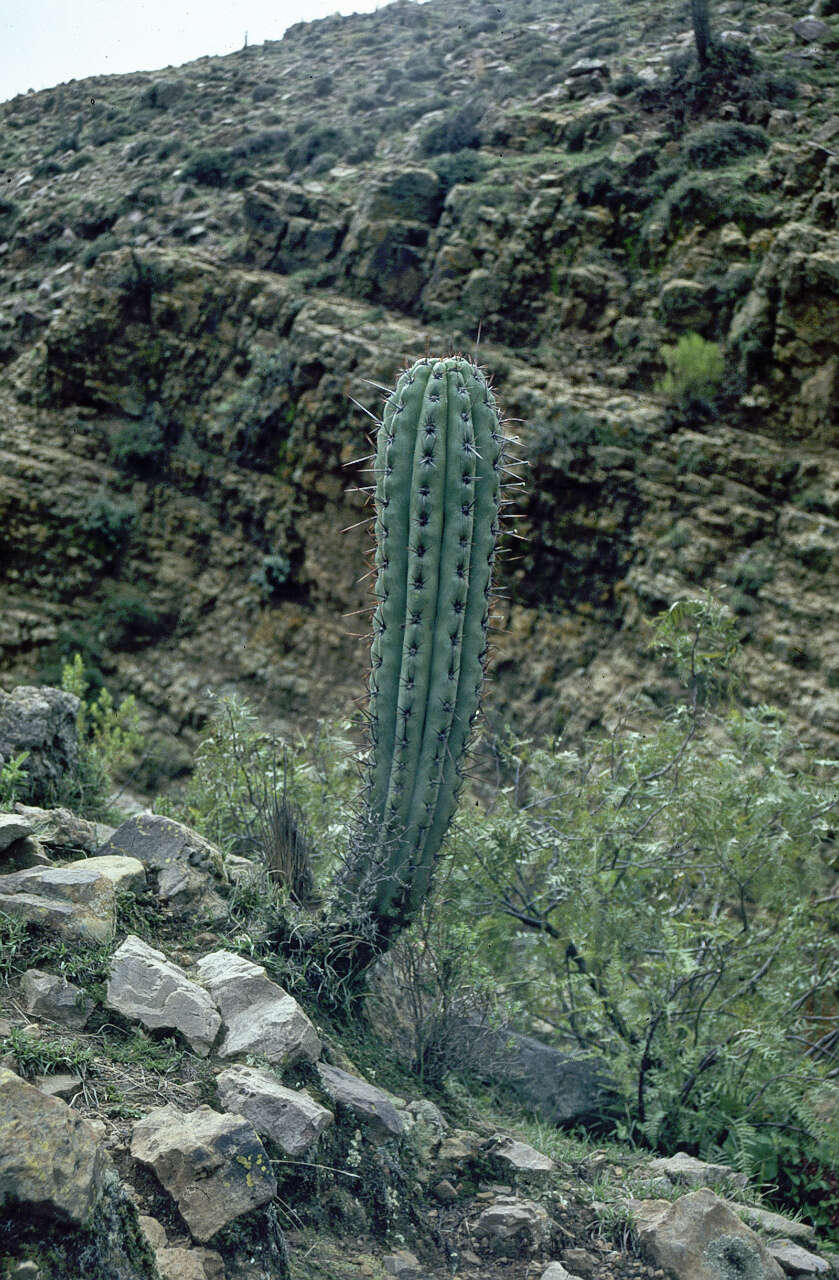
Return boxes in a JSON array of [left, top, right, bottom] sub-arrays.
[[1, 697, 836, 1279], [1, 0, 838, 783]]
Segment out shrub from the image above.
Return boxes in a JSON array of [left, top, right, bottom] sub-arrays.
[[421, 101, 484, 156], [110, 418, 165, 473], [685, 121, 769, 170], [59, 653, 143, 818], [100, 590, 170, 649], [168, 695, 356, 900], [77, 493, 137, 566], [655, 332, 725, 404], [285, 124, 349, 171], [431, 150, 489, 194], [371, 897, 508, 1088], [250, 552, 292, 601], [182, 147, 248, 188], [442, 598, 839, 1234], [81, 232, 120, 267]]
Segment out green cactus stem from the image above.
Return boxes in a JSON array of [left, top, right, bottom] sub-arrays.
[[340, 355, 504, 942]]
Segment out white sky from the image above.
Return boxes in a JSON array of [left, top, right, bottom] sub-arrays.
[[2, 0, 394, 103]]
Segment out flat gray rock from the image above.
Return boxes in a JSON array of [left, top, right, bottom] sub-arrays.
[[195, 950, 320, 1066], [767, 1240, 829, 1275], [0, 813, 32, 853], [0, 862, 116, 942], [216, 1064, 333, 1156], [648, 1151, 748, 1190], [21, 968, 94, 1030], [131, 1103, 276, 1243], [80, 854, 146, 893], [316, 1061, 405, 1140], [107, 935, 221, 1056], [484, 1133, 556, 1176], [473, 1195, 551, 1255], [738, 1204, 816, 1244], [13, 804, 107, 855]]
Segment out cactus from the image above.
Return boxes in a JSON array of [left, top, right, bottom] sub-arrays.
[[340, 355, 504, 943]]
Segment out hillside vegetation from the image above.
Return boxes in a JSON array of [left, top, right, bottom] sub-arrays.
[[1, 2, 839, 1276], [0, 0, 837, 776]]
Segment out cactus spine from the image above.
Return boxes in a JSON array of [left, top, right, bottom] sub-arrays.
[[344, 355, 503, 940]]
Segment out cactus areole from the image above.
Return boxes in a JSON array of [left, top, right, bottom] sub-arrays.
[[345, 356, 503, 940]]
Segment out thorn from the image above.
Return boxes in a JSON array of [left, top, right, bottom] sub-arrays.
[[358, 377, 392, 393], [342, 452, 377, 467], [340, 517, 376, 533], [347, 395, 382, 424]]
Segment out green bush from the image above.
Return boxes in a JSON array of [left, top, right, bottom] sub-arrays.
[[685, 121, 769, 169], [655, 332, 725, 404], [182, 147, 249, 188], [421, 101, 483, 156], [431, 151, 489, 194], [439, 598, 839, 1234], [77, 493, 137, 565], [110, 417, 165, 473], [100, 590, 170, 649], [165, 694, 357, 897], [250, 552, 292, 602], [58, 653, 143, 818]]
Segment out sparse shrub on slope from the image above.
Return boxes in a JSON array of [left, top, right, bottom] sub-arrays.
[[656, 332, 725, 406], [439, 598, 839, 1235], [685, 121, 770, 169], [58, 652, 143, 818]]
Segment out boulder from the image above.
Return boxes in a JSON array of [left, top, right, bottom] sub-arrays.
[[0, 812, 49, 871], [541, 1265, 580, 1280], [316, 1062, 405, 1140], [659, 278, 713, 331], [406, 1098, 448, 1137], [793, 17, 830, 41], [130, 1103, 277, 1242], [79, 853, 147, 893], [382, 1250, 424, 1279], [0, 687, 80, 805], [482, 1133, 556, 1179], [155, 1247, 225, 1280], [195, 950, 320, 1065], [96, 814, 226, 920], [473, 1194, 551, 1256], [13, 803, 113, 855], [20, 968, 94, 1030], [738, 1205, 816, 1244], [107, 935, 221, 1056], [216, 1064, 333, 1155], [0, 861, 116, 942], [635, 1189, 785, 1280], [648, 1151, 748, 1190], [0, 813, 33, 852], [361, 167, 442, 224], [766, 1240, 829, 1275], [96, 813, 225, 877], [475, 1026, 614, 1127], [0, 1066, 108, 1224]]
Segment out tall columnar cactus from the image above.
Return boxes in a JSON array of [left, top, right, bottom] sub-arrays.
[[341, 355, 504, 942]]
